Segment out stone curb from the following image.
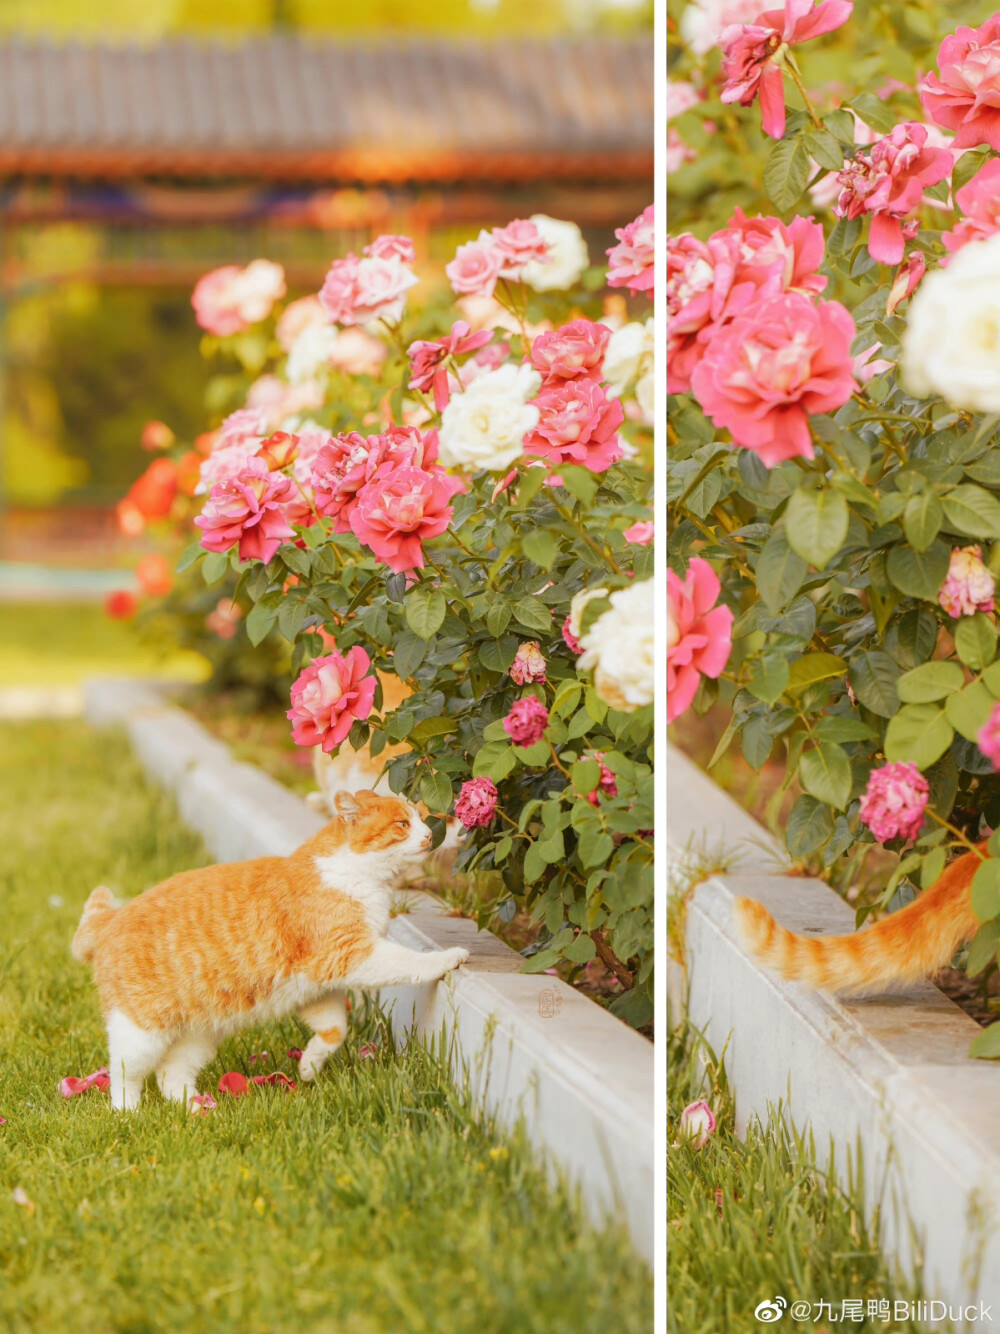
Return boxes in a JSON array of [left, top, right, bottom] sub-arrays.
[[83, 677, 654, 1262], [667, 743, 1000, 1319]]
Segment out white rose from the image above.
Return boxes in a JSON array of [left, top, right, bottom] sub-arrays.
[[520, 215, 589, 292], [233, 259, 286, 322], [568, 586, 610, 641], [286, 322, 339, 383], [578, 580, 654, 712], [603, 317, 654, 399], [902, 233, 1000, 411], [636, 370, 654, 423], [438, 364, 541, 470]]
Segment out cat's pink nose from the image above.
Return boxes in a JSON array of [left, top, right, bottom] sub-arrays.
[[422, 831, 432, 848]]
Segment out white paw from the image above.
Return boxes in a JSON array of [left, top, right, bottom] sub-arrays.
[[442, 947, 470, 973], [298, 1038, 328, 1082]]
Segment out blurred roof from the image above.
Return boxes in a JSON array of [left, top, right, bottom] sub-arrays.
[[0, 34, 652, 183]]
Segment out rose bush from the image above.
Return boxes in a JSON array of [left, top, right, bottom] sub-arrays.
[[668, 0, 1000, 1056], [118, 213, 654, 1028]]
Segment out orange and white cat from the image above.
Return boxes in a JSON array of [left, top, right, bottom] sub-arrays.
[[72, 790, 469, 1111], [734, 843, 984, 993]]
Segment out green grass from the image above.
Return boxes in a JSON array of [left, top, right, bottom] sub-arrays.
[[0, 720, 651, 1334], [0, 602, 208, 687], [668, 1023, 940, 1334]]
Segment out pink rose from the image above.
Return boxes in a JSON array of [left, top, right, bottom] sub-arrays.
[[623, 520, 654, 546], [192, 259, 286, 335], [585, 751, 619, 806], [287, 647, 377, 752], [408, 321, 493, 410], [349, 464, 464, 573], [503, 697, 550, 747], [668, 79, 703, 120], [529, 320, 611, 385], [979, 701, 1000, 770], [246, 375, 324, 427], [727, 208, 828, 296], [939, 545, 996, 618], [206, 597, 242, 640], [690, 292, 857, 468], [510, 641, 547, 685], [944, 158, 1000, 255], [446, 236, 505, 299], [276, 295, 326, 352], [833, 122, 953, 265], [852, 343, 894, 384], [365, 234, 416, 263], [455, 777, 498, 828], [920, 16, 1000, 152], [319, 253, 418, 326], [667, 127, 697, 175], [561, 614, 583, 655], [525, 380, 624, 474], [858, 762, 929, 843], [607, 204, 654, 297], [720, 0, 854, 140], [667, 558, 733, 724], [491, 218, 550, 278], [195, 459, 297, 565], [885, 251, 926, 316], [311, 428, 436, 533], [327, 327, 389, 377]]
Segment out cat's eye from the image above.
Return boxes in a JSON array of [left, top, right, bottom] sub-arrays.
[[396, 819, 409, 829]]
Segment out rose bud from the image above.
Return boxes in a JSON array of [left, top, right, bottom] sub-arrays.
[[257, 431, 300, 471]]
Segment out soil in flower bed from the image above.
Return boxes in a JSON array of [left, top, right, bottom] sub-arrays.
[[0, 718, 651, 1334]]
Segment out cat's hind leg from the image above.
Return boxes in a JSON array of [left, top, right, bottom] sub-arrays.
[[107, 1010, 172, 1112], [156, 1034, 217, 1106], [296, 993, 348, 1082]]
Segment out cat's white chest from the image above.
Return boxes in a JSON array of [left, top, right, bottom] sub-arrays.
[[312, 854, 392, 938]]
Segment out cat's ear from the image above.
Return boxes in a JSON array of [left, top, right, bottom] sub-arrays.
[[332, 790, 361, 820]]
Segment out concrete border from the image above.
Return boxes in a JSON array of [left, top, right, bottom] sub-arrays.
[[667, 742, 1000, 1319], [83, 677, 653, 1262]]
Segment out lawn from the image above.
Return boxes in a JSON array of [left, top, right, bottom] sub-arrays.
[[668, 1023, 936, 1334], [0, 601, 208, 687], [0, 719, 652, 1334]]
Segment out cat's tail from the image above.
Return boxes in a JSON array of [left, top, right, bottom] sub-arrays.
[[733, 844, 984, 993], [71, 886, 118, 963]]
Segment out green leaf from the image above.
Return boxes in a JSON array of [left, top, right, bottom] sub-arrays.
[[763, 135, 810, 212], [903, 491, 943, 552], [578, 827, 614, 868], [787, 652, 847, 693], [970, 1019, 1000, 1059], [747, 656, 790, 704], [559, 466, 599, 506], [472, 740, 517, 781], [786, 794, 834, 858], [245, 599, 279, 647], [420, 770, 454, 814], [884, 703, 954, 769], [741, 714, 773, 771], [955, 612, 997, 670], [941, 484, 1000, 539], [756, 527, 807, 612], [812, 716, 875, 742], [522, 530, 558, 570], [849, 92, 897, 134], [945, 681, 996, 741], [562, 933, 597, 964], [176, 540, 205, 574], [897, 660, 965, 703], [409, 716, 458, 744], [479, 636, 519, 674], [967, 920, 1000, 976], [571, 759, 602, 795], [849, 650, 900, 718], [202, 551, 230, 585], [485, 601, 512, 638], [804, 127, 843, 171], [785, 488, 849, 569], [799, 743, 852, 811], [405, 586, 447, 640], [392, 630, 427, 679], [511, 596, 554, 634], [921, 846, 946, 889], [886, 541, 950, 601], [971, 858, 1000, 922]]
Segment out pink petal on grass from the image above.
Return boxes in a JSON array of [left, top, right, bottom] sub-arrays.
[[59, 1068, 110, 1099], [189, 1093, 218, 1116], [358, 1043, 378, 1061], [249, 1052, 269, 1065], [251, 1072, 297, 1091], [218, 1072, 249, 1097], [287, 1047, 303, 1061]]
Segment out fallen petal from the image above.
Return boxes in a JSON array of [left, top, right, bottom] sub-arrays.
[[11, 1186, 34, 1215], [189, 1093, 218, 1116], [249, 1052, 269, 1065], [287, 1047, 303, 1061], [59, 1068, 111, 1099], [358, 1043, 378, 1061], [218, 1072, 249, 1097]]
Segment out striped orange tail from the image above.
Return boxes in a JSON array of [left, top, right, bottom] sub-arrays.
[[733, 846, 984, 993]]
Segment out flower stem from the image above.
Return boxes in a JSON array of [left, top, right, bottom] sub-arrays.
[[926, 809, 986, 860], [784, 52, 823, 131]]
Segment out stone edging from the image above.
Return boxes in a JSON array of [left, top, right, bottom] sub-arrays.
[[83, 677, 653, 1262], [667, 742, 1000, 1317]]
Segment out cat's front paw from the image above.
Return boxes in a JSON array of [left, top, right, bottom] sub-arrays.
[[441, 947, 470, 974]]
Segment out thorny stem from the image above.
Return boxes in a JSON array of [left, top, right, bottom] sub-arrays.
[[926, 809, 986, 860], [784, 52, 823, 131]]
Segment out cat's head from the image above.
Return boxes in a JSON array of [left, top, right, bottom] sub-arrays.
[[328, 789, 431, 865]]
